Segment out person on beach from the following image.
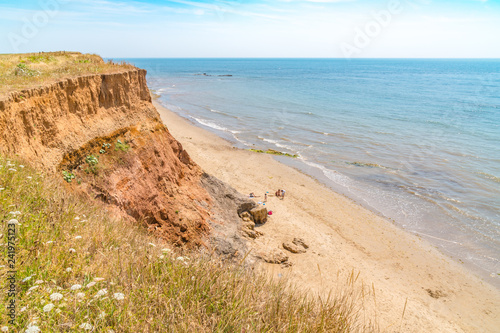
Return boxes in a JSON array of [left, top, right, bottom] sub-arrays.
[[249, 193, 255, 198], [275, 189, 281, 198], [264, 193, 267, 202], [281, 189, 286, 200]]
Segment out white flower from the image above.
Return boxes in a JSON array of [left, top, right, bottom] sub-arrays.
[[159, 255, 165, 259], [161, 248, 171, 253], [86, 282, 96, 288], [25, 325, 40, 333], [0, 265, 4, 269], [74, 236, 82, 240], [74, 216, 80, 220], [49, 292, 63, 301], [70, 284, 82, 290], [19, 165, 25, 168], [43, 303, 54, 312], [22, 276, 32, 283], [65, 267, 72, 272], [27, 176, 32, 179], [95, 289, 108, 297], [98, 311, 106, 319], [69, 248, 76, 253], [34, 280, 44, 285], [8, 168, 16, 172], [8, 211, 21, 216], [93, 277, 105, 282], [0, 188, 4, 191], [108, 330, 116, 333], [27, 285, 39, 292], [79, 323, 93, 330], [8, 219, 19, 225], [113, 293, 125, 301], [75, 292, 85, 299], [148, 243, 156, 247], [1, 326, 9, 332], [45, 241, 54, 244], [176, 256, 188, 261], [20, 306, 27, 312]]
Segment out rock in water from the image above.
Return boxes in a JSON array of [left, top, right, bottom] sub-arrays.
[[250, 207, 268, 224]]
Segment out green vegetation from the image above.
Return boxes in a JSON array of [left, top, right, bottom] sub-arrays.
[[115, 139, 130, 152], [0, 52, 135, 98], [61, 170, 75, 183], [249, 148, 298, 158], [0, 155, 374, 332], [84, 155, 99, 175]]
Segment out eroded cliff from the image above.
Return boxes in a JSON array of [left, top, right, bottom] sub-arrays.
[[0, 67, 248, 252]]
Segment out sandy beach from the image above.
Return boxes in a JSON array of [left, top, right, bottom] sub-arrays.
[[154, 100, 500, 332]]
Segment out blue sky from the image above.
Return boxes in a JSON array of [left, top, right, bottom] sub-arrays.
[[1, 0, 499, 58]]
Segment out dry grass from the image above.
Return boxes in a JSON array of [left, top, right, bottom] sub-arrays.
[[0, 155, 376, 332], [0, 51, 135, 99]]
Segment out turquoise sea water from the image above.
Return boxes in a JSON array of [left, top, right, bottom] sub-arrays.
[[119, 58, 500, 287]]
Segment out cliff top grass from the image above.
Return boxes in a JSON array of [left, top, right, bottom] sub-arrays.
[[0, 51, 135, 98], [0, 154, 375, 332]]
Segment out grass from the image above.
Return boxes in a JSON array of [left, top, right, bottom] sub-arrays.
[[0, 52, 135, 98], [0, 155, 375, 332], [249, 149, 299, 158]]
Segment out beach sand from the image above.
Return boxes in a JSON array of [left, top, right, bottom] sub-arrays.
[[154, 100, 500, 332]]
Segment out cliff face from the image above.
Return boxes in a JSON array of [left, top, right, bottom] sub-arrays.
[[0, 69, 231, 248]]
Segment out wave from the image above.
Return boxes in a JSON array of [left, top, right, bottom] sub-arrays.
[[190, 116, 241, 134], [258, 136, 295, 152], [477, 172, 500, 183]]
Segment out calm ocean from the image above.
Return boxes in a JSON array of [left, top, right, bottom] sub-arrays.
[[119, 58, 500, 287]]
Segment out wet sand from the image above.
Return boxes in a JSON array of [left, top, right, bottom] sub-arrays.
[[155, 100, 500, 332]]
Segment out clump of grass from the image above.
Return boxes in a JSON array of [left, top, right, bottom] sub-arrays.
[[0, 155, 375, 332], [250, 148, 298, 158], [114, 139, 130, 152], [0, 52, 135, 98]]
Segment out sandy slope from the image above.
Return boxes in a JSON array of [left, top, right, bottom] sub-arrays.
[[154, 101, 500, 333]]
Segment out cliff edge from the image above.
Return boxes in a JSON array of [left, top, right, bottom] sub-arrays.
[[0, 53, 249, 254]]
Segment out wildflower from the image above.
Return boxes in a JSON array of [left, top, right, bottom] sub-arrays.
[[161, 248, 171, 253], [86, 282, 96, 288], [8, 168, 16, 172], [95, 289, 108, 297], [79, 323, 93, 330], [22, 276, 32, 283], [49, 292, 63, 301], [8, 219, 19, 225], [113, 293, 125, 301], [108, 330, 116, 333], [34, 280, 44, 285], [98, 311, 106, 319], [75, 292, 85, 299], [43, 303, 54, 312], [46, 241, 54, 244], [20, 306, 27, 313], [70, 284, 82, 290], [19, 165, 24, 168], [159, 255, 165, 259], [0, 188, 4, 191], [27, 285, 39, 292], [69, 248, 76, 253], [176, 256, 188, 261], [94, 277, 105, 282], [1, 326, 8, 332], [25, 325, 40, 333], [75, 236, 82, 240], [148, 243, 156, 247], [65, 267, 72, 272], [74, 216, 80, 220], [27, 176, 32, 179], [8, 211, 21, 215]]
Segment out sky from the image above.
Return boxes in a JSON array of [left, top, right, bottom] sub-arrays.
[[0, 0, 499, 58]]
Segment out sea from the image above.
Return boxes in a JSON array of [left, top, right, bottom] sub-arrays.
[[116, 58, 500, 287]]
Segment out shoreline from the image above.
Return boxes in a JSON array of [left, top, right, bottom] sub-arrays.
[[154, 100, 500, 332]]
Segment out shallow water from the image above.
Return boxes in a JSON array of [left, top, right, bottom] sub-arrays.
[[118, 58, 500, 287]]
